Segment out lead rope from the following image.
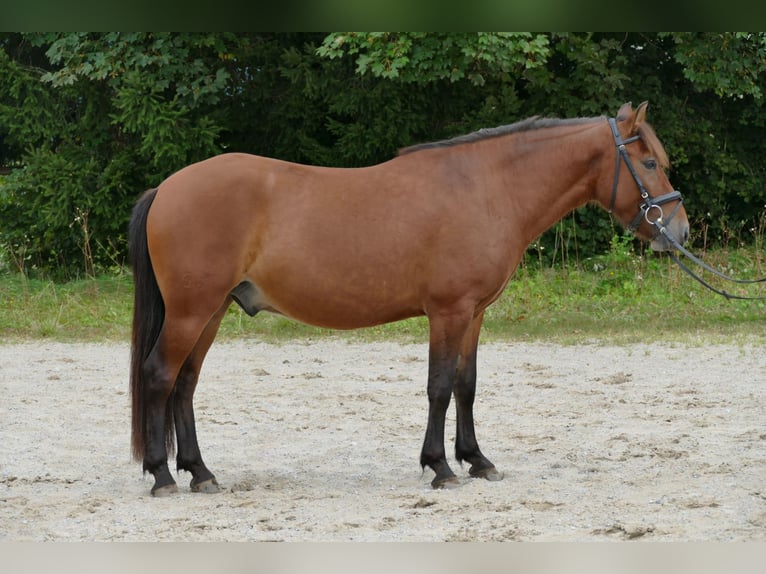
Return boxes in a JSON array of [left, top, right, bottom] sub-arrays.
[[655, 223, 766, 301]]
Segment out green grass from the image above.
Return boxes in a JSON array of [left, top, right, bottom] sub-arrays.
[[0, 273, 134, 341], [1, 243, 765, 345]]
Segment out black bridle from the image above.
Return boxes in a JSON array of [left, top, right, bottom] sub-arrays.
[[607, 117, 683, 233], [607, 116, 766, 301]]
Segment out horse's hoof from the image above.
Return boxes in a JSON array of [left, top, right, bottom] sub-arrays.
[[151, 483, 179, 497], [190, 477, 221, 494], [470, 466, 504, 482], [431, 476, 463, 489]]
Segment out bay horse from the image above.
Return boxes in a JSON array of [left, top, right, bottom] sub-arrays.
[[129, 101, 689, 496]]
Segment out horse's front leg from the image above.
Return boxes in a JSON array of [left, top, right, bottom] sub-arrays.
[[453, 312, 503, 481], [420, 308, 472, 488]]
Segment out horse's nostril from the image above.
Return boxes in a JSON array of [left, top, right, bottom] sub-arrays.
[[682, 226, 690, 245]]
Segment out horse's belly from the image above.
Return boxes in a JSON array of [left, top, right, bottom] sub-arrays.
[[244, 274, 423, 330]]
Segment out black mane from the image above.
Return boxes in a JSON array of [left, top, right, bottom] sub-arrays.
[[398, 115, 604, 156]]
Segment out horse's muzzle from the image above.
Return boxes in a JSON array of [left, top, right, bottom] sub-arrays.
[[651, 219, 689, 252]]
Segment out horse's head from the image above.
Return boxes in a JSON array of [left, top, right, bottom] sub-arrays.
[[601, 101, 689, 251]]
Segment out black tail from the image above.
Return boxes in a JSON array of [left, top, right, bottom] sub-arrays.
[[128, 188, 168, 462]]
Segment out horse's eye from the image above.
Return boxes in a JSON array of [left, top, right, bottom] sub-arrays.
[[643, 159, 657, 170]]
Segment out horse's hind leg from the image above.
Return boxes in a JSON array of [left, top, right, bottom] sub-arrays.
[[453, 311, 502, 482], [173, 302, 230, 494], [141, 314, 213, 496]]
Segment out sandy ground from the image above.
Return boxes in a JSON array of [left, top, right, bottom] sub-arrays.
[[1, 339, 764, 542]]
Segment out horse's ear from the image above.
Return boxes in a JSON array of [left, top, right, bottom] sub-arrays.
[[631, 101, 648, 133], [616, 102, 633, 121]]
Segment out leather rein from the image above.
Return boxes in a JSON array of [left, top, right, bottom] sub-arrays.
[[607, 117, 766, 301]]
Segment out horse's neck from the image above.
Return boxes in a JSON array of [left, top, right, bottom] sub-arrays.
[[491, 125, 607, 246]]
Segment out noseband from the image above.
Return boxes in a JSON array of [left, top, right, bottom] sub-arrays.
[[607, 117, 683, 234]]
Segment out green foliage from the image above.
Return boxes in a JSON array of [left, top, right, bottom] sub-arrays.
[[36, 32, 229, 176], [317, 32, 550, 85], [0, 33, 235, 276], [2, 32, 766, 276], [667, 32, 766, 100]]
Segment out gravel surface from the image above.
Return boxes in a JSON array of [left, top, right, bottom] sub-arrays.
[[1, 339, 764, 541]]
